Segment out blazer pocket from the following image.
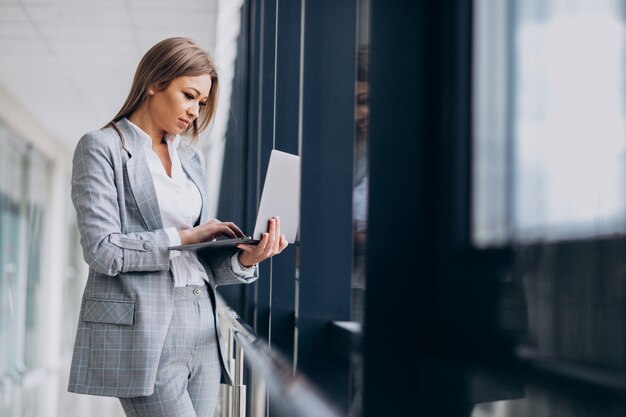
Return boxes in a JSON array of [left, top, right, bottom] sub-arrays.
[[83, 298, 135, 325]]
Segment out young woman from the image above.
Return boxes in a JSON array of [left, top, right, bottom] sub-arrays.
[[67, 37, 287, 417]]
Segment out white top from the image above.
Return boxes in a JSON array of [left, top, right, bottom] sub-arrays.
[[128, 120, 255, 287]]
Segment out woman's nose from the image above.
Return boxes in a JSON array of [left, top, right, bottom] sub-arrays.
[[187, 102, 199, 118]]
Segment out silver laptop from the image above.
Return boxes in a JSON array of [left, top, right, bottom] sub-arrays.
[[169, 149, 300, 252]]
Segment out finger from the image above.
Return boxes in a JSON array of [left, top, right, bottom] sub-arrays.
[[268, 217, 276, 234], [214, 224, 237, 239], [276, 216, 283, 253], [222, 221, 245, 238], [264, 219, 277, 256], [273, 217, 282, 252], [272, 217, 283, 253], [237, 243, 257, 252], [278, 234, 288, 252], [254, 232, 270, 254], [272, 227, 281, 255]]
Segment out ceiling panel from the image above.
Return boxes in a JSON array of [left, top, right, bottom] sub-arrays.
[[0, 4, 27, 21], [0, 0, 218, 152], [0, 21, 39, 37]]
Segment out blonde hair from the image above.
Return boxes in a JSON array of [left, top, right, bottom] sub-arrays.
[[107, 37, 219, 139]]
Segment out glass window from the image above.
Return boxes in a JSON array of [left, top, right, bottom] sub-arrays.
[[0, 126, 28, 379], [62, 218, 82, 355], [0, 124, 51, 377], [23, 148, 51, 370], [473, 0, 626, 246], [472, 1, 626, 416]]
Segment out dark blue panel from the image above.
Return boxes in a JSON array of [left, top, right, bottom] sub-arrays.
[[299, 0, 354, 320], [254, 0, 277, 341], [274, 0, 301, 156], [298, 0, 357, 410], [269, 0, 302, 361]]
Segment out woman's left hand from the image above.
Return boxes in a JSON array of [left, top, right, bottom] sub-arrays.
[[237, 216, 288, 267]]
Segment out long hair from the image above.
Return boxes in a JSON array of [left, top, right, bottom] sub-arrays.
[[106, 37, 219, 140]]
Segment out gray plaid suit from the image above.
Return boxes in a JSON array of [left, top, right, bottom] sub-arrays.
[[68, 118, 256, 398]]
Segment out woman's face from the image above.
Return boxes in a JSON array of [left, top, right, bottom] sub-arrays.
[[149, 74, 212, 135]]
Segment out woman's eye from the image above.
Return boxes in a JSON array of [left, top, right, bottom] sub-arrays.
[[184, 93, 194, 100], [199, 101, 207, 107]]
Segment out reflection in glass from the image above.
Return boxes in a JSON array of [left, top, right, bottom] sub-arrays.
[[350, 2, 370, 417], [473, 0, 626, 416], [476, 385, 626, 416], [473, 0, 626, 246], [352, 0, 370, 325]]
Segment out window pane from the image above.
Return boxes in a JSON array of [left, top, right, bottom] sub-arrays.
[[62, 221, 82, 355], [0, 124, 51, 376], [23, 148, 50, 370], [471, 2, 626, 416], [0, 127, 27, 378], [473, 0, 626, 245]]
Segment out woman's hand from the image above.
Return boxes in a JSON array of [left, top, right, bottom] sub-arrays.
[[179, 219, 245, 245], [237, 217, 288, 267]]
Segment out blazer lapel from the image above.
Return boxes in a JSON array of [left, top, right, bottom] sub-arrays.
[[115, 118, 164, 231], [179, 147, 209, 225]]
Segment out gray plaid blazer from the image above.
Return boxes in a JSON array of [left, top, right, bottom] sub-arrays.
[[68, 118, 256, 398]]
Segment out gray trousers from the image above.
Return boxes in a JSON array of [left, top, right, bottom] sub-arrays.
[[120, 285, 221, 417]]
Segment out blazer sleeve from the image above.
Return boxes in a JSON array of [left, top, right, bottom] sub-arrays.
[[71, 131, 170, 276], [196, 251, 259, 287], [210, 251, 259, 287]]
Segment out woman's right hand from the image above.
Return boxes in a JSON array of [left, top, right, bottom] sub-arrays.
[[178, 219, 246, 245]]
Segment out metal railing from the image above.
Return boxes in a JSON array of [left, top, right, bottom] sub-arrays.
[[216, 294, 343, 417]]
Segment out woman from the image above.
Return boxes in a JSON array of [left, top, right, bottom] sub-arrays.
[[67, 37, 287, 417]]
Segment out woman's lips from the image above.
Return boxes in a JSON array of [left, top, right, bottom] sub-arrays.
[[178, 119, 189, 129]]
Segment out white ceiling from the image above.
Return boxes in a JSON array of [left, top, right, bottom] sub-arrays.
[[0, 0, 218, 153]]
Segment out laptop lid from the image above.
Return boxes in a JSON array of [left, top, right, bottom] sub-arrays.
[[252, 149, 300, 243]]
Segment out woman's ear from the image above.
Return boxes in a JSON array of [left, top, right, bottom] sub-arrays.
[[147, 83, 160, 96]]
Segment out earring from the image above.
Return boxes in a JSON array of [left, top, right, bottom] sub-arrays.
[[148, 89, 154, 95]]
